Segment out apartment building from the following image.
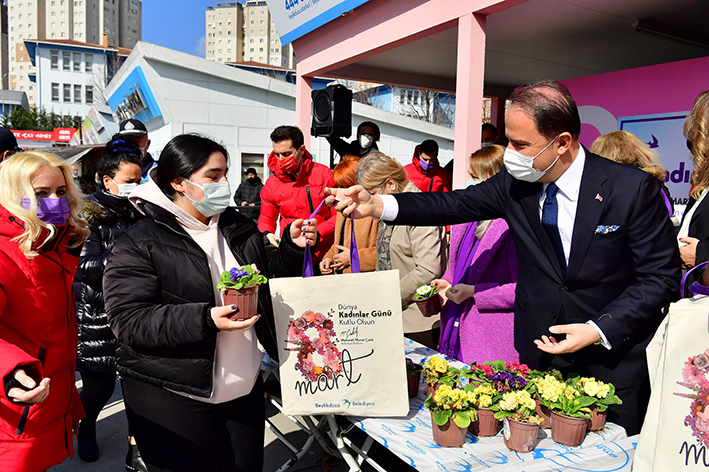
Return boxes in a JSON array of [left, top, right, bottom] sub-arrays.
[[205, 2, 243, 64], [6, 0, 141, 107], [205, 1, 295, 68]]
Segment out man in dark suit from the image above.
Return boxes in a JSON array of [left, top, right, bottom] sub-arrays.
[[327, 81, 680, 435]]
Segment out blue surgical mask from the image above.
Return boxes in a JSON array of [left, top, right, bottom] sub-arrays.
[[466, 179, 479, 188], [183, 178, 231, 217]]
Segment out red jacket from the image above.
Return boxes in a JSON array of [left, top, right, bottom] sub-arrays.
[[258, 149, 336, 261], [404, 146, 452, 193], [0, 205, 85, 472]]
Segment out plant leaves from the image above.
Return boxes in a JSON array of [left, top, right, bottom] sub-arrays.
[[432, 410, 451, 426], [452, 411, 471, 428]]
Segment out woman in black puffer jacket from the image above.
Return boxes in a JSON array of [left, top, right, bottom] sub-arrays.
[[72, 137, 144, 466], [103, 134, 317, 472]]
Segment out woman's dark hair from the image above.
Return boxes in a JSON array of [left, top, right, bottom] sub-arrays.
[[156, 134, 229, 200], [97, 135, 142, 189]]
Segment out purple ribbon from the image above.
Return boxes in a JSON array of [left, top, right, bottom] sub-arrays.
[[683, 261, 709, 297], [438, 222, 481, 359], [302, 198, 360, 278], [660, 188, 673, 217]]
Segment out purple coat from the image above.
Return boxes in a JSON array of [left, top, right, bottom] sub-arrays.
[[440, 219, 519, 364]]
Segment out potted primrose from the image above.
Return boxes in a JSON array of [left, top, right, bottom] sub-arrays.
[[425, 384, 477, 447], [217, 264, 267, 320], [413, 284, 442, 317]]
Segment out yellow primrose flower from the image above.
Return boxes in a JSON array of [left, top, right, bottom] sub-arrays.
[[536, 375, 564, 402], [499, 392, 518, 411], [583, 380, 601, 397], [518, 390, 536, 410], [563, 387, 577, 400], [478, 394, 492, 408], [474, 384, 495, 396], [597, 384, 610, 399]]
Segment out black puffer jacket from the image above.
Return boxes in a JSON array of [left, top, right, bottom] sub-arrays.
[[103, 203, 302, 397], [233, 176, 263, 220], [73, 190, 142, 373]]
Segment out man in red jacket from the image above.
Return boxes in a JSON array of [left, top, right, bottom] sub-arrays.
[[258, 125, 336, 262], [404, 139, 452, 192]]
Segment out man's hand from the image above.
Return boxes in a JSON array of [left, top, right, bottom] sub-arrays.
[[680, 237, 699, 268], [211, 306, 260, 332], [290, 218, 317, 248], [240, 201, 248, 206], [446, 283, 475, 305], [332, 245, 350, 270], [324, 186, 384, 219], [266, 232, 279, 247], [319, 257, 334, 275], [533, 323, 601, 355], [7, 369, 50, 404]]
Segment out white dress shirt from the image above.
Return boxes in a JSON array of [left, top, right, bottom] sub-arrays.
[[380, 145, 611, 349]]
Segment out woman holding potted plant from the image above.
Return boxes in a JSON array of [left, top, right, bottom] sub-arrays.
[[432, 145, 519, 363], [103, 134, 317, 472], [0, 151, 90, 472], [356, 151, 446, 349]]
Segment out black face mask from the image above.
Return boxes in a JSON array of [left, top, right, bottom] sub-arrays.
[[246, 177, 255, 183]]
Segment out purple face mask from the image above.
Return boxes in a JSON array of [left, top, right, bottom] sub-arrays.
[[20, 197, 71, 225], [420, 160, 434, 172]]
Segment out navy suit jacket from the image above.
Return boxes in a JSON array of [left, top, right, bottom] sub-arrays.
[[391, 151, 681, 388]]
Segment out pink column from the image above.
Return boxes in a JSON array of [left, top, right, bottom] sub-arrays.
[[453, 12, 486, 190], [295, 73, 313, 149]]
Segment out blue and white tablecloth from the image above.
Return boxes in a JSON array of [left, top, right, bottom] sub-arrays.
[[348, 339, 637, 471]]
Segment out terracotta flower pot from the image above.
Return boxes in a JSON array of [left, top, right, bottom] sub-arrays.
[[503, 418, 540, 453], [425, 382, 442, 398], [415, 295, 442, 317], [430, 414, 467, 448], [550, 411, 588, 447], [469, 408, 500, 437], [587, 406, 607, 431], [407, 371, 421, 398], [222, 285, 259, 320], [535, 399, 551, 429]]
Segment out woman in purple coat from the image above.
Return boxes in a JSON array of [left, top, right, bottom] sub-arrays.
[[433, 145, 519, 364]]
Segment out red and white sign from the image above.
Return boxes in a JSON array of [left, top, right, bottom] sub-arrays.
[[12, 128, 77, 142]]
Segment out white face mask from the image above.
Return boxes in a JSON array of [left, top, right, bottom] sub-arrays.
[[109, 177, 138, 198], [359, 134, 374, 149], [183, 178, 231, 217], [480, 142, 494, 148], [503, 136, 559, 182]]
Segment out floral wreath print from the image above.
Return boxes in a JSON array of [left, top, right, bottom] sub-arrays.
[[676, 349, 709, 447], [286, 310, 342, 381]]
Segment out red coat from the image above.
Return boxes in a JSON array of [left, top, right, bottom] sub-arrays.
[[404, 146, 452, 193], [258, 149, 336, 261], [0, 205, 85, 472]]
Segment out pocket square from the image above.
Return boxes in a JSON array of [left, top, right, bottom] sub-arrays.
[[595, 225, 620, 234]]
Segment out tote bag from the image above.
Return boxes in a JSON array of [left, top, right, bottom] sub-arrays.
[[635, 270, 709, 470], [270, 213, 409, 416]]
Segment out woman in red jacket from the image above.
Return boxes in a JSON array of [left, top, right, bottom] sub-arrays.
[[0, 151, 89, 472]]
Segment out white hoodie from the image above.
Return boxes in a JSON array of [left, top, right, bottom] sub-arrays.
[[129, 172, 263, 403]]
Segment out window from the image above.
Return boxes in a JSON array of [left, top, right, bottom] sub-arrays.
[[50, 50, 59, 69], [259, 38, 263, 42], [73, 52, 81, 71], [85, 85, 93, 103], [85, 53, 93, 72], [74, 84, 82, 103], [63, 83, 71, 102]]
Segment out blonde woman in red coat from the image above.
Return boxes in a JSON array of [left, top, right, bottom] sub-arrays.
[[0, 151, 89, 472]]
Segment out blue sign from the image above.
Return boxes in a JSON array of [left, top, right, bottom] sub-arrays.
[[266, 0, 371, 45], [107, 66, 162, 125]]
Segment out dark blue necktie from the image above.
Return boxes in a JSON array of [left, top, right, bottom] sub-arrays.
[[541, 183, 567, 275]]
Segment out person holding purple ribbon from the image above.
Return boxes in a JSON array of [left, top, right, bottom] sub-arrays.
[[432, 145, 519, 364], [0, 150, 90, 471]]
